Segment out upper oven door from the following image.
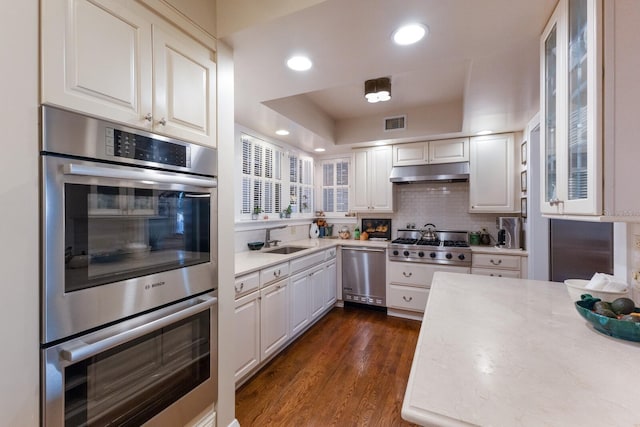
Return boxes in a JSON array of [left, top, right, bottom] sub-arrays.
[[42, 155, 218, 344]]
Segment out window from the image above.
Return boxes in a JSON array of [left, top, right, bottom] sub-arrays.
[[289, 154, 313, 214], [321, 158, 349, 214], [241, 134, 283, 216]]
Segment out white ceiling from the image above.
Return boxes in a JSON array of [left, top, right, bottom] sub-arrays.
[[222, 0, 557, 154]]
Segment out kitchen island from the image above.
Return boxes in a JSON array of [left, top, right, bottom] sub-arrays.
[[402, 272, 640, 426]]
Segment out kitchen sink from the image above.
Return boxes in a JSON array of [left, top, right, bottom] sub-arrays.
[[264, 246, 309, 255]]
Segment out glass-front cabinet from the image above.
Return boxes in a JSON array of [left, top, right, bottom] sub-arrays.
[[540, 0, 602, 215]]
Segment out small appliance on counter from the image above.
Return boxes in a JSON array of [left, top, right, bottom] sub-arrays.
[[497, 216, 522, 249], [361, 218, 391, 240]]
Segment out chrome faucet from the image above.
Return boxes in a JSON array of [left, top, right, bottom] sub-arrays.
[[264, 225, 287, 248]]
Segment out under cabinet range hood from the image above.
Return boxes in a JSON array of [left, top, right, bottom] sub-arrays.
[[389, 161, 470, 184]]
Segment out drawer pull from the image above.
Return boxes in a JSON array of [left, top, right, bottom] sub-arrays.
[[235, 282, 244, 293], [402, 296, 413, 302], [403, 272, 412, 278], [490, 259, 502, 265], [273, 269, 281, 278], [489, 274, 503, 277]]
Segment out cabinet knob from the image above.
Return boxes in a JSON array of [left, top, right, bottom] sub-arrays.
[[402, 296, 413, 302], [158, 117, 167, 126], [402, 271, 412, 278], [144, 113, 152, 122], [490, 259, 502, 265]]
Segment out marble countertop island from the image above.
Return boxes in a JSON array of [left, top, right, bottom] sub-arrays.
[[402, 272, 640, 427]]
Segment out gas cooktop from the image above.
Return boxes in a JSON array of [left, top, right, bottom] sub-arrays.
[[388, 230, 471, 266]]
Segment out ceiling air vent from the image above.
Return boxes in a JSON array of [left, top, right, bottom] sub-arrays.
[[384, 115, 406, 131]]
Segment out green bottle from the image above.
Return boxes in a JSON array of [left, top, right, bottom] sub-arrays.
[[354, 226, 360, 240]]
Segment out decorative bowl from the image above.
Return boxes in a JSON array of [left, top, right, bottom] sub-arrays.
[[565, 279, 629, 302], [574, 297, 640, 342], [247, 241, 265, 251]]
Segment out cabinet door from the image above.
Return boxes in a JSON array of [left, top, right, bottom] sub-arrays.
[[152, 25, 217, 147], [289, 272, 311, 337], [324, 259, 337, 308], [368, 146, 394, 211], [41, 0, 153, 127], [309, 267, 325, 320], [428, 138, 469, 164], [540, 0, 602, 215], [260, 279, 289, 359], [469, 134, 516, 212], [351, 149, 370, 211], [234, 291, 260, 382], [393, 142, 427, 166]]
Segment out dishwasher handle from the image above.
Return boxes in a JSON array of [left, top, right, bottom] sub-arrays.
[[342, 247, 386, 253]]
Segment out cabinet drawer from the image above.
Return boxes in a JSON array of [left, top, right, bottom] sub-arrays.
[[472, 253, 520, 270], [260, 262, 290, 286], [235, 271, 259, 298], [387, 284, 429, 312], [290, 251, 325, 273], [325, 247, 337, 261], [388, 262, 430, 287], [472, 268, 521, 279]]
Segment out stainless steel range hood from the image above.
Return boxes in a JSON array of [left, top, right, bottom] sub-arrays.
[[389, 161, 470, 183]]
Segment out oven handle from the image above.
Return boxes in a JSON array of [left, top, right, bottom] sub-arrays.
[[60, 295, 218, 363], [63, 163, 217, 189]]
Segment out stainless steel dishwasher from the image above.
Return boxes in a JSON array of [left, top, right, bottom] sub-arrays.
[[342, 246, 386, 307]]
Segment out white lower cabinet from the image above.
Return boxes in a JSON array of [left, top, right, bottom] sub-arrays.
[[234, 247, 339, 385], [260, 279, 289, 360], [387, 283, 429, 312], [289, 269, 312, 336], [324, 259, 337, 309], [234, 291, 260, 382], [471, 252, 527, 279]]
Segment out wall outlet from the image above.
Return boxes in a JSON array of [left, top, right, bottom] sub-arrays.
[[634, 235, 640, 249]]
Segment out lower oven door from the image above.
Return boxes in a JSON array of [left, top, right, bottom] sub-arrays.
[[42, 293, 217, 427]]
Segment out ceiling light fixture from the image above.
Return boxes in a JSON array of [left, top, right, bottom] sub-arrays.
[[286, 55, 312, 71], [364, 77, 391, 103], [275, 129, 290, 136], [314, 148, 326, 152], [393, 23, 428, 45]]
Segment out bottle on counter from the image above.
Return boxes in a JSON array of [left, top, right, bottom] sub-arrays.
[[354, 226, 360, 240]]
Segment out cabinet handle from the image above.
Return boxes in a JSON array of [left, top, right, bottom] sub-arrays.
[[235, 282, 244, 293], [402, 272, 412, 278], [489, 273, 503, 277], [144, 113, 152, 122], [273, 270, 281, 278], [402, 296, 413, 302], [490, 259, 502, 265], [158, 117, 167, 126]]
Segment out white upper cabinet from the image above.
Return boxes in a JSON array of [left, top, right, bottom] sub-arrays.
[[352, 146, 394, 212], [469, 134, 517, 213], [42, 0, 216, 147], [392, 138, 468, 166], [540, 0, 601, 215]]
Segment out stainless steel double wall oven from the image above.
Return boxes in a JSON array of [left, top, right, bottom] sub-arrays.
[[40, 106, 218, 426]]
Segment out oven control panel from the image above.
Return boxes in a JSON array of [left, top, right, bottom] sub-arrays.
[[106, 128, 191, 168], [388, 247, 471, 267]]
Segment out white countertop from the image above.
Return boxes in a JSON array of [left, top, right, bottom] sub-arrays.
[[469, 245, 528, 256], [235, 238, 388, 276], [402, 272, 640, 427]]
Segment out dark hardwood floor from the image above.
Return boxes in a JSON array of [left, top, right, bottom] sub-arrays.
[[235, 305, 421, 427]]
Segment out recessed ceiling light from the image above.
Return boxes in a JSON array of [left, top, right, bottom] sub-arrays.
[[275, 129, 290, 136], [286, 56, 312, 71], [476, 130, 493, 135], [314, 148, 326, 152], [393, 24, 428, 46]]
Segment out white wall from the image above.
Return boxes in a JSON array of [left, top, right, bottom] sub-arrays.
[[0, 1, 40, 425], [216, 41, 238, 426]]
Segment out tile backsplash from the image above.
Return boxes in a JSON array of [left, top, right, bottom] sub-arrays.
[[378, 182, 504, 241], [235, 181, 516, 251]]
